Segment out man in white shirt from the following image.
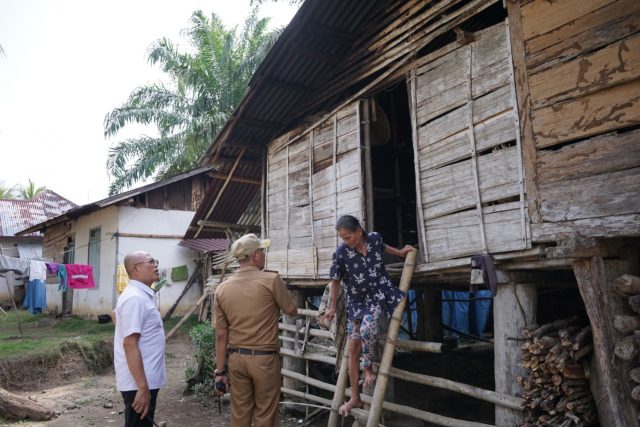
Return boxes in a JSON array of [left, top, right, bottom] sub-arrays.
[[114, 251, 166, 427]]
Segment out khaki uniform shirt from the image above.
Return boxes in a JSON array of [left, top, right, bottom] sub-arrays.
[[214, 266, 297, 351]]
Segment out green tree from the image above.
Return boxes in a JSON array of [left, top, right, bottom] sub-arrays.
[[15, 179, 45, 200], [104, 10, 281, 196], [0, 183, 15, 199]]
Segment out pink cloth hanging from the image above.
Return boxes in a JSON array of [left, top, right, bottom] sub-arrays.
[[65, 264, 95, 289]]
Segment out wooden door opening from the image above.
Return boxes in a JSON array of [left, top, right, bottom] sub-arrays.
[[367, 83, 418, 253]]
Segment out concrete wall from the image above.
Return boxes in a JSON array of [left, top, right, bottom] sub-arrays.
[[116, 207, 200, 317], [0, 237, 25, 302], [68, 205, 119, 317]]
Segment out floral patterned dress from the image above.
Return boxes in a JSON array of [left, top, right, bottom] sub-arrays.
[[330, 232, 405, 321]]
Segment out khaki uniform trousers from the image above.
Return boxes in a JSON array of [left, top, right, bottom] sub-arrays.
[[229, 352, 281, 426]]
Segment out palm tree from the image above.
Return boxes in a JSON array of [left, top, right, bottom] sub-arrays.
[[15, 179, 46, 200], [104, 10, 282, 196]]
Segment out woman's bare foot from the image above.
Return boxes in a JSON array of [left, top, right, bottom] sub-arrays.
[[338, 397, 363, 416], [363, 367, 377, 388]]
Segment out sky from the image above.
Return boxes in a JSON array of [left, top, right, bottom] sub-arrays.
[[0, 0, 297, 205]]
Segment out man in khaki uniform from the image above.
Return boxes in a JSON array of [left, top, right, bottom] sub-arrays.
[[213, 234, 298, 426]]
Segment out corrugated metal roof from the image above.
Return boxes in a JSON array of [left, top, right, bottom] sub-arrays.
[[17, 167, 213, 236], [185, 0, 504, 242], [178, 238, 228, 253], [0, 190, 77, 237]]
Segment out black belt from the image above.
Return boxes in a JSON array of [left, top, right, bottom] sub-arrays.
[[229, 347, 277, 356]]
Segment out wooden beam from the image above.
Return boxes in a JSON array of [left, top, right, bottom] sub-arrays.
[[209, 173, 261, 186], [506, 0, 541, 223], [109, 232, 184, 239], [194, 148, 245, 239]]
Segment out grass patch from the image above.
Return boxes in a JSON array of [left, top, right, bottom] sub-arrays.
[[163, 314, 200, 335], [0, 311, 114, 360]]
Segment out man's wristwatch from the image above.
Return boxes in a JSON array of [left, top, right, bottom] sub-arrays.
[[214, 369, 226, 376]]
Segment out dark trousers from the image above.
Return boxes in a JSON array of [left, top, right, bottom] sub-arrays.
[[121, 389, 159, 427]]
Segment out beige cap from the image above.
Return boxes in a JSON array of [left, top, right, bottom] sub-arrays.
[[230, 233, 270, 259]]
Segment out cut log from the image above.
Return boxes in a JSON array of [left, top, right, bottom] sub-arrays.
[[629, 294, 640, 314], [632, 385, 640, 402], [615, 274, 640, 295], [0, 387, 55, 421], [630, 367, 640, 384], [614, 335, 639, 361], [613, 315, 640, 333]]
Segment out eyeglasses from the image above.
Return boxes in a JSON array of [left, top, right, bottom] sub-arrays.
[[134, 258, 158, 268]]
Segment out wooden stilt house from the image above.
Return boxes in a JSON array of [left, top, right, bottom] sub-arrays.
[[187, 0, 640, 425]]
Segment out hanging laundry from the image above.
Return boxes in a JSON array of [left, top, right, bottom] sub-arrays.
[[46, 262, 61, 275], [0, 255, 30, 274], [23, 279, 47, 314], [116, 264, 129, 295], [65, 264, 95, 289], [57, 264, 68, 291], [29, 260, 47, 281]]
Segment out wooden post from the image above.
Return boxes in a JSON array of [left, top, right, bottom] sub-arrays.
[[494, 283, 536, 426], [424, 289, 442, 342], [327, 340, 350, 427], [282, 288, 305, 413], [573, 257, 638, 426], [4, 272, 23, 335], [365, 249, 416, 427]]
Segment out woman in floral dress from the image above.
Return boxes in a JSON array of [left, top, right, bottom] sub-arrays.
[[323, 215, 413, 416]]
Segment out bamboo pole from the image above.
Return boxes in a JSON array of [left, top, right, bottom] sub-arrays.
[[280, 348, 336, 365], [327, 341, 350, 427], [381, 365, 524, 410], [279, 335, 336, 353], [282, 368, 496, 427], [384, 338, 442, 353], [278, 322, 333, 339], [365, 249, 417, 427], [297, 308, 320, 317]]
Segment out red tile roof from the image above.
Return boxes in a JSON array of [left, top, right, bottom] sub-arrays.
[[0, 190, 77, 237]]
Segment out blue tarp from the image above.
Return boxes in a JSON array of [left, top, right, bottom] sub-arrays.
[[442, 290, 492, 336]]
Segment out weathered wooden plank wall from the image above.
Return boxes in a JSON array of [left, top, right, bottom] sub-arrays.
[[265, 103, 363, 278], [514, 0, 640, 239], [412, 21, 528, 261]]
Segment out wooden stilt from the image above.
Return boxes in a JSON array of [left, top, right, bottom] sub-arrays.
[[365, 249, 417, 427], [573, 257, 638, 426], [327, 340, 350, 427], [494, 283, 536, 426]]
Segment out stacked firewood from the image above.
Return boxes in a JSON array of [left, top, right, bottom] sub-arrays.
[[613, 274, 640, 405], [519, 316, 597, 426]]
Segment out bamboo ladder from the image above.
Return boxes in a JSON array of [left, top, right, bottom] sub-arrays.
[[280, 250, 524, 426]]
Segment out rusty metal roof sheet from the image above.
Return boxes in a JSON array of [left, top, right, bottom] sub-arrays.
[[0, 190, 77, 237], [17, 167, 213, 236]]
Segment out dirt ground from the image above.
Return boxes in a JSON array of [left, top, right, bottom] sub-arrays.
[[1, 334, 318, 427]]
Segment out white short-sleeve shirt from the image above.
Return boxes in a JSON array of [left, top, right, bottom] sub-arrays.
[[114, 279, 166, 391]]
